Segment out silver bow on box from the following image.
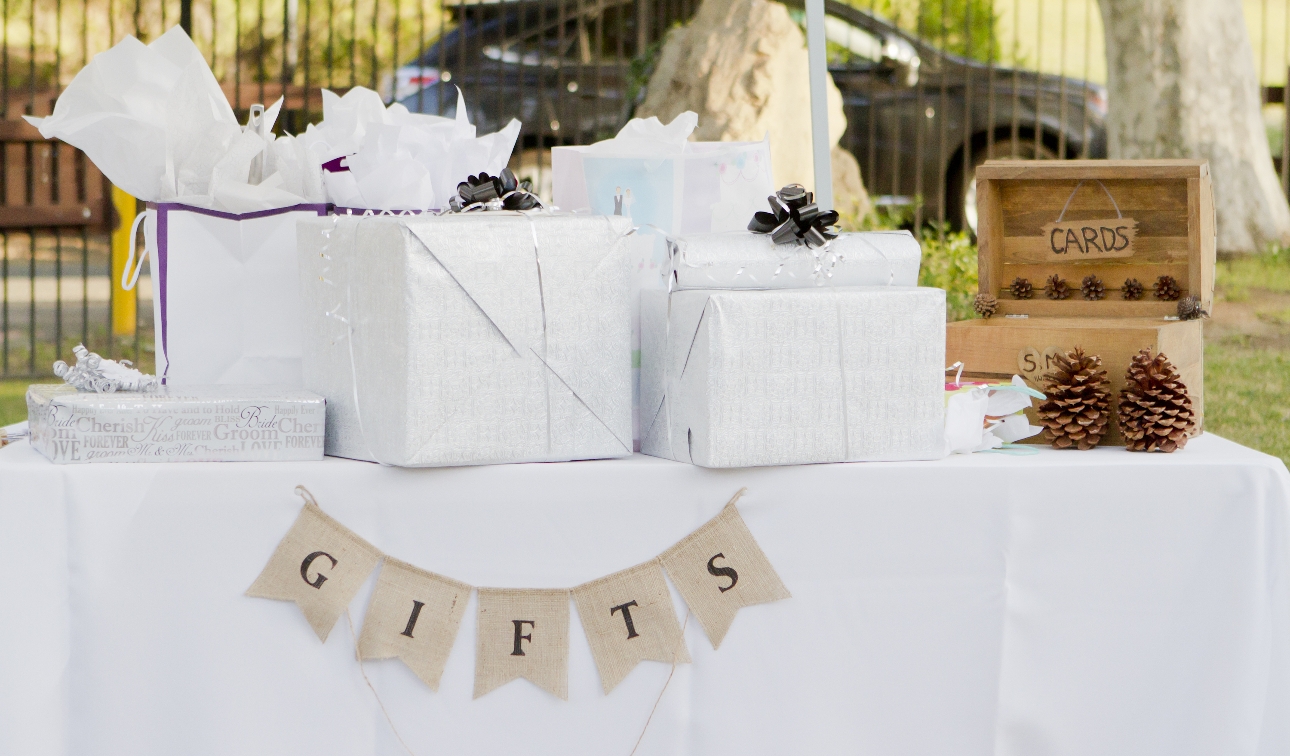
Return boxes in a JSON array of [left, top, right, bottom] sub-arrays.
[[53, 344, 158, 393]]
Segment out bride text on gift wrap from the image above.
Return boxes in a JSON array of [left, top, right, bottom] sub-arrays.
[[37, 401, 323, 461]]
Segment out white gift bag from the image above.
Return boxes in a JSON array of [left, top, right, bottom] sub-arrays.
[[123, 202, 328, 385]]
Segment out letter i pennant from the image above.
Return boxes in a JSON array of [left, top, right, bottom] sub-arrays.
[[246, 499, 382, 642], [358, 558, 472, 691], [659, 491, 790, 649], [473, 588, 570, 700], [573, 561, 689, 694]]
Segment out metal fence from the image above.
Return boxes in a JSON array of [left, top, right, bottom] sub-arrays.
[[0, 0, 1286, 378]]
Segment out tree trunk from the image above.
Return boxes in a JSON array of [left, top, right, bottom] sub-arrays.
[[636, 0, 857, 200], [1097, 0, 1290, 253]]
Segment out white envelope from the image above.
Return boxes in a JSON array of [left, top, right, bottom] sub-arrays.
[[132, 202, 329, 385]]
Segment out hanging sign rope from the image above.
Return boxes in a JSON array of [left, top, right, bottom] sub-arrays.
[[1039, 179, 1138, 259]]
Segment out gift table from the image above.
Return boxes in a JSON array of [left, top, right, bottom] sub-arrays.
[[2, 435, 1288, 756]]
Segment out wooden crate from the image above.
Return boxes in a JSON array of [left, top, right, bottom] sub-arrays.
[[952, 158, 1214, 447], [946, 317, 1203, 446], [975, 159, 1215, 318]]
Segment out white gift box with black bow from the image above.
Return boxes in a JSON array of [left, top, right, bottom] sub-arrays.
[[297, 213, 635, 467], [640, 285, 946, 467], [665, 229, 923, 291]]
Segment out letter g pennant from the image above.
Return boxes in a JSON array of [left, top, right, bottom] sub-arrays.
[[246, 487, 382, 642]]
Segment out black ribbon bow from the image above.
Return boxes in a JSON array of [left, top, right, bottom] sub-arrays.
[[747, 184, 839, 248], [451, 168, 541, 211]]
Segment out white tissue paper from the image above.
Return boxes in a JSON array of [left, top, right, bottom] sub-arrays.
[[302, 86, 520, 210], [943, 375, 1045, 454], [26, 26, 323, 211], [640, 286, 947, 468]]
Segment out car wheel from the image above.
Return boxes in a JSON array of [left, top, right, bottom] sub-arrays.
[[948, 139, 1058, 235]]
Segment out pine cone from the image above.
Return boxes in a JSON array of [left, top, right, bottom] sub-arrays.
[[1010, 277, 1034, 300], [1122, 278, 1144, 300], [1154, 275, 1182, 301], [1081, 275, 1105, 301], [973, 293, 999, 319], [1117, 349, 1196, 452], [1177, 295, 1207, 321], [1036, 347, 1111, 450], [1045, 274, 1072, 300]]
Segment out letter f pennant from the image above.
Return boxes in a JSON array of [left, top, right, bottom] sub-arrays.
[[246, 491, 382, 642], [473, 588, 571, 700]]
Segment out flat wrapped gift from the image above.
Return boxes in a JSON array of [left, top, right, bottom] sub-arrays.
[[26, 384, 325, 463], [640, 286, 946, 467], [298, 213, 634, 466], [667, 230, 922, 290]]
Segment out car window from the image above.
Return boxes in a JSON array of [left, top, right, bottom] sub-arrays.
[[824, 15, 884, 65]]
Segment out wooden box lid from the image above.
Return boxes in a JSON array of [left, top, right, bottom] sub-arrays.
[[975, 159, 1216, 318]]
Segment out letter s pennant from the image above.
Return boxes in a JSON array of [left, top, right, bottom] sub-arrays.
[[659, 490, 790, 649], [246, 489, 382, 642]]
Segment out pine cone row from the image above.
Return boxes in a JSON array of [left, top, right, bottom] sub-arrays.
[[1122, 278, 1144, 300], [1081, 275, 1105, 301], [1177, 295, 1207, 321], [1154, 275, 1182, 301], [1045, 274, 1072, 300], [1036, 347, 1111, 450], [1117, 349, 1196, 452], [1010, 277, 1034, 300], [973, 293, 999, 319]]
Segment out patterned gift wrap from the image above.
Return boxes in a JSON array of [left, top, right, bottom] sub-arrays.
[[26, 385, 325, 463], [297, 213, 634, 467], [641, 286, 946, 467]]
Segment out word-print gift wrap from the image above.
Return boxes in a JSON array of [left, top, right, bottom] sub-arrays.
[[248, 488, 788, 699]]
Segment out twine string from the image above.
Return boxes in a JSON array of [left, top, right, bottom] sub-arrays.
[[627, 610, 691, 756], [345, 609, 418, 756], [1055, 179, 1123, 223]]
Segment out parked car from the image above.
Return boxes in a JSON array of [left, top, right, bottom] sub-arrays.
[[394, 0, 1107, 231]]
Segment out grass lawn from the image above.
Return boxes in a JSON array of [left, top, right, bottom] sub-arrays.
[[2, 255, 1288, 465]]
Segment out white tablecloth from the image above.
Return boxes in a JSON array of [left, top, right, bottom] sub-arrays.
[[2, 435, 1289, 756]]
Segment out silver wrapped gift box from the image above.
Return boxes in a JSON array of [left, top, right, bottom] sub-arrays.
[[297, 213, 634, 467], [640, 286, 947, 468], [666, 230, 922, 290], [26, 384, 325, 463]]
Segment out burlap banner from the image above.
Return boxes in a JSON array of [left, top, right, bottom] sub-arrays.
[[248, 486, 788, 699], [246, 489, 382, 641], [474, 588, 571, 700], [659, 490, 792, 648], [573, 561, 691, 693], [358, 557, 472, 691]]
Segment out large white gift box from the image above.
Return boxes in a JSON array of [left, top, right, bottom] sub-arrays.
[[297, 213, 635, 467], [667, 229, 923, 290], [640, 286, 947, 467], [26, 384, 325, 463]]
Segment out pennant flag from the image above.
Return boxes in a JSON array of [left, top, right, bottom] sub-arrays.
[[572, 560, 690, 694], [659, 490, 790, 648], [246, 495, 382, 642], [473, 588, 570, 700], [357, 557, 472, 690]]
